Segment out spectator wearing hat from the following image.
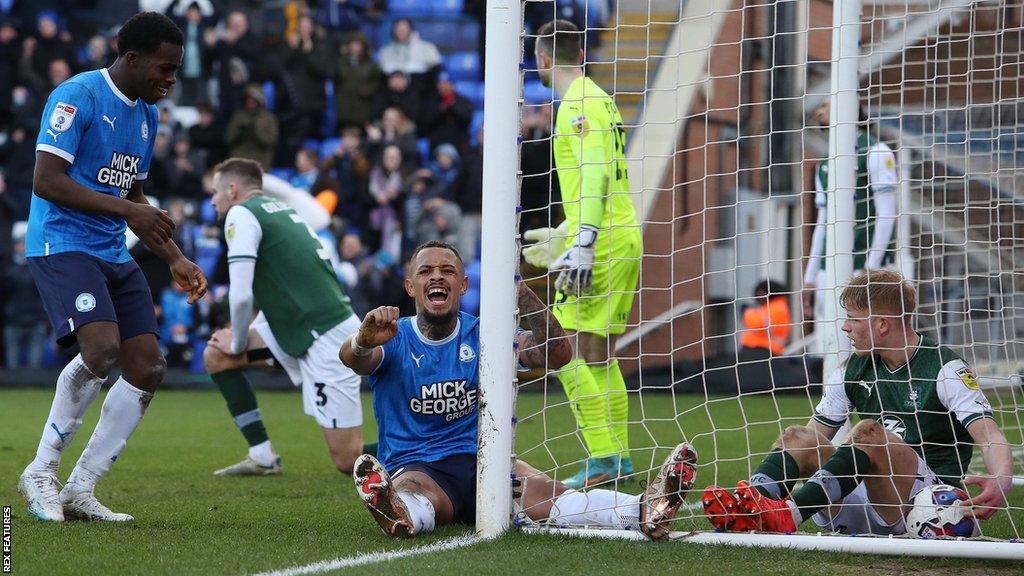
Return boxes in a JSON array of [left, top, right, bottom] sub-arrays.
[[225, 83, 280, 170], [420, 72, 474, 150], [333, 33, 381, 130]]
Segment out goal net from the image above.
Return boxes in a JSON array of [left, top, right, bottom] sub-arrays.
[[495, 0, 1024, 554]]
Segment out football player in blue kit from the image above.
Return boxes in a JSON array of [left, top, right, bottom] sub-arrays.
[[18, 12, 207, 522], [340, 241, 698, 540]]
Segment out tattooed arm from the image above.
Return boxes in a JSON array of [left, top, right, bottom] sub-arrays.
[[516, 281, 574, 370]]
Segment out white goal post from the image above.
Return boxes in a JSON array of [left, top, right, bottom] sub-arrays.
[[477, 0, 1024, 558]]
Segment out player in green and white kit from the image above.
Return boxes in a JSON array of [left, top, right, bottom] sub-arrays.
[[524, 20, 641, 488], [203, 158, 368, 476], [704, 270, 1014, 535], [803, 101, 899, 336]]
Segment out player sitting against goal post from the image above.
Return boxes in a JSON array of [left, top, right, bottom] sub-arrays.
[[522, 19, 642, 488], [18, 12, 208, 522], [203, 158, 371, 476], [340, 242, 697, 539], [703, 269, 1014, 534]]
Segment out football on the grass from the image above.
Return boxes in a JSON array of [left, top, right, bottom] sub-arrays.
[[906, 484, 979, 538]]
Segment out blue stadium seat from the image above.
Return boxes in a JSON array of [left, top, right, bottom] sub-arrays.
[[453, 80, 484, 107], [469, 110, 484, 145], [320, 137, 342, 160], [431, 0, 464, 15], [417, 137, 432, 165], [262, 81, 276, 112], [523, 80, 552, 104], [387, 0, 432, 16], [322, 80, 337, 138], [269, 168, 295, 182], [444, 51, 481, 81], [415, 20, 456, 49], [457, 20, 480, 51]]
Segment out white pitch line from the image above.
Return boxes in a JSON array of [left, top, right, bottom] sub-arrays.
[[252, 534, 483, 576]]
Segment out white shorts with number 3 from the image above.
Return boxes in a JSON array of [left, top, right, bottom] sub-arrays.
[[253, 314, 363, 429]]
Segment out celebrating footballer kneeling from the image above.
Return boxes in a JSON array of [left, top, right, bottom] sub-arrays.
[[703, 269, 1013, 535], [203, 158, 371, 477], [340, 241, 697, 539]]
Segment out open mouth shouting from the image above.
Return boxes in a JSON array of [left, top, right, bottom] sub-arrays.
[[425, 284, 450, 311]]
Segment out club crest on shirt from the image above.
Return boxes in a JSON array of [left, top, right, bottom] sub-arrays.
[[459, 343, 475, 362], [570, 114, 589, 135], [955, 365, 979, 390], [49, 102, 77, 132]]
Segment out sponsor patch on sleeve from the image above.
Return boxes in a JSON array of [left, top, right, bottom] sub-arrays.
[[49, 102, 77, 132], [570, 114, 590, 135], [884, 155, 896, 170], [955, 365, 980, 390], [226, 222, 235, 243]]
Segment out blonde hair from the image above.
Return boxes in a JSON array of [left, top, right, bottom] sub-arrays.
[[840, 269, 917, 321]]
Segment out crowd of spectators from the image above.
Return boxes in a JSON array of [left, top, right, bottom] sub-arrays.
[[0, 0, 599, 371]]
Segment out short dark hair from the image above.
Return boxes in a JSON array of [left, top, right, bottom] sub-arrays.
[[409, 240, 463, 267], [535, 19, 583, 65], [117, 12, 183, 57], [213, 157, 263, 190]]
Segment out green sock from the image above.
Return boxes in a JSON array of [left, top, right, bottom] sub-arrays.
[[590, 360, 630, 458], [791, 445, 871, 523], [751, 449, 800, 498], [211, 369, 268, 447], [363, 442, 378, 457], [557, 358, 616, 458]]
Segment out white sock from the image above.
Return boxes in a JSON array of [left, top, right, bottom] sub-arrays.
[[397, 491, 436, 534], [66, 377, 153, 491], [28, 354, 105, 473], [248, 440, 277, 466], [548, 489, 642, 530]]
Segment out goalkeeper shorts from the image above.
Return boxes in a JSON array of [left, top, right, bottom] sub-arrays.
[[552, 240, 641, 337]]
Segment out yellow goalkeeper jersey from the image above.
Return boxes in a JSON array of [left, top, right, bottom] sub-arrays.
[[553, 75, 640, 256]]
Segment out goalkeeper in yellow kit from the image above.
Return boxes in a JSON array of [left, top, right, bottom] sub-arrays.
[[524, 20, 642, 488]]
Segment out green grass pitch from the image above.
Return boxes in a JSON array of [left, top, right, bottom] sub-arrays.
[[1, 387, 1021, 575]]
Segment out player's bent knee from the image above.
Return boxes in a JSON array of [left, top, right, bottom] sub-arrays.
[[850, 419, 886, 444], [203, 344, 228, 374], [80, 341, 120, 377], [773, 425, 814, 450]]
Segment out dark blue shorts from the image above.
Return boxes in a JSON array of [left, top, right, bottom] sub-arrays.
[[392, 453, 477, 525], [28, 252, 158, 347]]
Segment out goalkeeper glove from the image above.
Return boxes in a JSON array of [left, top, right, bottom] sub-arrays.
[[522, 220, 569, 269], [551, 225, 597, 295]]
